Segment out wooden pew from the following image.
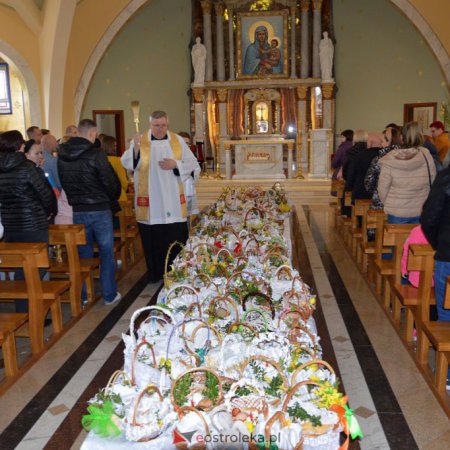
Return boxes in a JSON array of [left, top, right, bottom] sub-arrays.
[[368, 210, 394, 301], [0, 243, 69, 354], [420, 276, 450, 395], [330, 179, 344, 228], [348, 199, 372, 260], [392, 244, 435, 346], [114, 208, 129, 272], [0, 313, 28, 376], [354, 199, 375, 272], [120, 200, 141, 265], [365, 210, 388, 290], [380, 224, 415, 316], [340, 191, 353, 242], [48, 224, 99, 316]]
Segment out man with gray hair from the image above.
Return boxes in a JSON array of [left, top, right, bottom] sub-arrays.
[[121, 110, 200, 283]]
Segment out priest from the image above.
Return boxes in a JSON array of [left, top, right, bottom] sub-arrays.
[[121, 110, 200, 283]]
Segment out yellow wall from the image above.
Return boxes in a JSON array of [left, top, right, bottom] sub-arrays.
[[0, 5, 42, 121], [62, 0, 139, 128], [409, 0, 450, 55], [80, 0, 192, 144], [0, 62, 28, 135]]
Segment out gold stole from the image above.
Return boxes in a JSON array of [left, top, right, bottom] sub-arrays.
[[136, 131, 187, 221]]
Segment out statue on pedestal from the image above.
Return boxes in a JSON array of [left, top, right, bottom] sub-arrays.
[[191, 36, 207, 86], [319, 31, 334, 81]]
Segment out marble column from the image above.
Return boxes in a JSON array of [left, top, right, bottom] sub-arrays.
[[227, 5, 235, 80], [290, 5, 297, 78], [322, 82, 335, 174], [322, 83, 335, 130], [214, 2, 225, 81], [310, 128, 330, 178], [275, 102, 281, 134], [201, 1, 213, 81], [296, 85, 309, 177], [300, 0, 310, 78], [287, 141, 294, 179], [244, 104, 249, 135], [192, 88, 205, 146], [312, 0, 323, 78], [217, 89, 228, 176], [225, 142, 232, 180]]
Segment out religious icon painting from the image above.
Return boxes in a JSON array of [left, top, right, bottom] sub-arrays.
[[237, 10, 289, 79]]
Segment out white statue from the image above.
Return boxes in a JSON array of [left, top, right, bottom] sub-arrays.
[[319, 31, 334, 81], [191, 36, 207, 85]]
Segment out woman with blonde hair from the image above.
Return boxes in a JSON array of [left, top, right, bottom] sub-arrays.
[[378, 121, 436, 224]]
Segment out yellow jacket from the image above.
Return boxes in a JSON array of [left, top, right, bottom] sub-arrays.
[[433, 132, 450, 162], [108, 155, 128, 202]]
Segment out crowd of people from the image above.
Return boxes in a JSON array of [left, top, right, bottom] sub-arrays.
[[332, 120, 450, 330], [0, 113, 201, 311]]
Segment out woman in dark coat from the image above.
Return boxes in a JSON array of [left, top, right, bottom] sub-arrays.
[[0, 130, 57, 312]]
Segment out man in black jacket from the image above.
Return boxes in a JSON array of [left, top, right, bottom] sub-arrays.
[[58, 119, 122, 306], [421, 167, 450, 323]]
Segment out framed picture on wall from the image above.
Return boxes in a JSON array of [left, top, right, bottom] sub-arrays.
[[236, 10, 288, 79], [0, 62, 13, 115], [403, 102, 437, 131]]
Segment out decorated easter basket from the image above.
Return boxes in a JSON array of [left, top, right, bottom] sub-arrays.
[[239, 355, 289, 404], [123, 385, 174, 442], [242, 291, 275, 320], [282, 380, 341, 448], [242, 308, 269, 333], [123, 306, 176, 390], [82, 370, 136, 438], [250, 411, 304, 450], [171, 368, 223, 412], [227, 321, 260, 342], [290, 360, 337, 386], [225, 378, 270, 423], [164, 241, 188, 288], [174, 406, 210, 450], [206, 295, 240, 323]]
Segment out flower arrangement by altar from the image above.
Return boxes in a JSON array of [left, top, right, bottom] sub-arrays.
[[81, 185, 362, 450]]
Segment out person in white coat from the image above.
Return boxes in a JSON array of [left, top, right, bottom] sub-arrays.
[[121, 111, 200, 283]]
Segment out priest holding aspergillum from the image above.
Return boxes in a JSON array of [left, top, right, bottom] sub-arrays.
[[121, 110, 200, 283]]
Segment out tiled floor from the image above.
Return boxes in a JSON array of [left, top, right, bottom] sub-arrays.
[[0, 204, 448, 449]]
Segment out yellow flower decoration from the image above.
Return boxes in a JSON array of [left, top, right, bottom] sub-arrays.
[[310, 297, 316, 306], [245, 419, 255, 433], [313, 381, 344, 409], [279, 203, 291, 213]]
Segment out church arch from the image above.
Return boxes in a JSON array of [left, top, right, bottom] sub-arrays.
[[73, 0, 148, 122], [390, 0, 450, 84], [0, 40, 42, 127]]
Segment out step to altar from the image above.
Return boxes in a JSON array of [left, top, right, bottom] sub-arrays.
[[196, 176, 333, 209]]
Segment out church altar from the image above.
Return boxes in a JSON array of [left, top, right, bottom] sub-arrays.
[[223, 138, 295, 179], [190, 0, 336, 181]]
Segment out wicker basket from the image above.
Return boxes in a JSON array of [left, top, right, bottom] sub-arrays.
[[282, 380, 341, 443], [249, 411, 304, 450], [242, 291, 275, 319], [227, 321, 259, 342], [123, 385, 170, 442], [174, 406, 210, 450], [166, 284, 198, 304], [164, 241, 187, 289], [171, 367, 223, 412], [239, 354, 289, 403], [207, 295, 240, 321], [290, 360, 336, 386]]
